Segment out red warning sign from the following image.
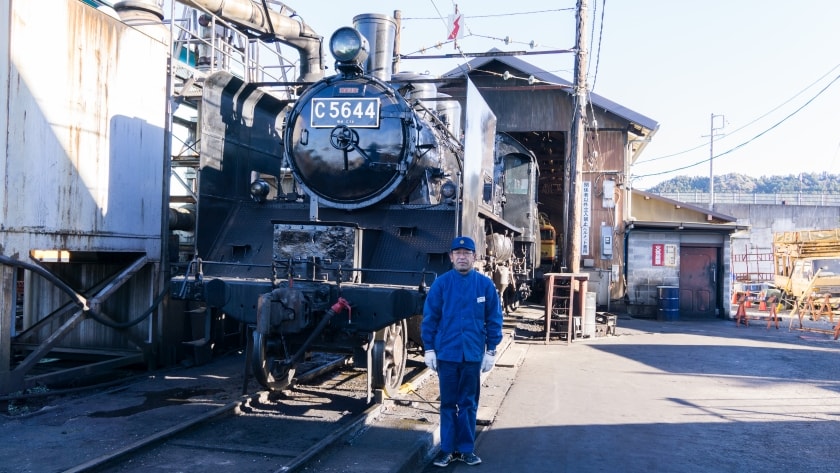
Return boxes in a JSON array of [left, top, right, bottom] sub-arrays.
[[652, 244, 664, 266]]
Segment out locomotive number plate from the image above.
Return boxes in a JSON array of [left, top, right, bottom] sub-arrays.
[[311, 98, 380, 128]]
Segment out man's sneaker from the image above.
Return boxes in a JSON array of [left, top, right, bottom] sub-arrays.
[[461, 452, 482, 466], [433, 452, 456, 467]]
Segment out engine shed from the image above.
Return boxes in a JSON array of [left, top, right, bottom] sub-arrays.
[[436, 53, 743, 317], [436, 53, 657, 308]]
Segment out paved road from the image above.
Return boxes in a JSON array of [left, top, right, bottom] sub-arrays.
[[437, 307, 840, 472]]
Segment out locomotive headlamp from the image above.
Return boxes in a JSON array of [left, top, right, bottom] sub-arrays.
[[330, 27, 369, 66], [250, 178, 270, 203], [441, 180, 457, 199]]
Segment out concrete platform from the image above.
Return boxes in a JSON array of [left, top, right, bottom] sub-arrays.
[[393, 302, 840, 472], [412, 305, 840, 472]]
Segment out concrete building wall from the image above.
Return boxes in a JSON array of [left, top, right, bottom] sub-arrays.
[[624, 229, 732, 318], [620, 203, 839, 319], [717, 204, 840, 278], [625, 230, 681, 315]]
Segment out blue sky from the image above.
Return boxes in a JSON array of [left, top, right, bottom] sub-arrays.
[[167, 1, 840, 190]]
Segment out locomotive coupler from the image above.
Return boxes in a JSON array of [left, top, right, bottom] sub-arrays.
[[280, 297, 351, 369]]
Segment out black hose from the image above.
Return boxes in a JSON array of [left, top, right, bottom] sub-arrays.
[[0, 255, 165, 330], [85, 287, 168, 330], [0, 255, 86, 308]]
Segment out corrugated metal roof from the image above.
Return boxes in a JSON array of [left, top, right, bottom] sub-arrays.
[[440, 49, 660, 136]]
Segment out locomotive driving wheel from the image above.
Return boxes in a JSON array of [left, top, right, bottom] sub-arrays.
[[252, 331, 295, 392], [370, 319, 408, 395]]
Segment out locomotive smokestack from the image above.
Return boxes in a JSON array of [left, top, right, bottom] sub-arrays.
[[352, 14, 397, 81]]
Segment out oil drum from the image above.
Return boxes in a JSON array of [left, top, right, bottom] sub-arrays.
[[657, 286, 680, 321]]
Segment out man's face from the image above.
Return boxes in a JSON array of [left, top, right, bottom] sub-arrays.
[[450, 249, 475, 274]]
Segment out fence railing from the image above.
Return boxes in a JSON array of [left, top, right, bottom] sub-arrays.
[[655, 192, 840, 206]]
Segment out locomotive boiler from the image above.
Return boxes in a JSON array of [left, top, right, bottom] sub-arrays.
[[170, 14, 539, 399]]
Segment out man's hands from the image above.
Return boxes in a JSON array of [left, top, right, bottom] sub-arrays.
[[425, 349, 497, 372], [481, 350, 496, 373], [424, 350, 438, 371]]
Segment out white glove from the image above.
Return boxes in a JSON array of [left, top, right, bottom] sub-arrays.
[[424, 350, 438, 371], [481, 350, 497, 373]]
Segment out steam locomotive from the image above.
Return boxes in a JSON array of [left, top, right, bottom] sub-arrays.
[[170, 14, 540, 399]]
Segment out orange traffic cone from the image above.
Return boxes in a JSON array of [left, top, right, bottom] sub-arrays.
[[758, 291, 767, 311]]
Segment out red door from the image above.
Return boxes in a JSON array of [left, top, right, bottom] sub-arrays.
[[679, 247, 718, 318]]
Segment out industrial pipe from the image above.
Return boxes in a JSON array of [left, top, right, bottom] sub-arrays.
[[177, 0, 325, 82]]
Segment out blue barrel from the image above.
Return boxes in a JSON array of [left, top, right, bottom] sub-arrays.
[[657, 286, 680, 321]]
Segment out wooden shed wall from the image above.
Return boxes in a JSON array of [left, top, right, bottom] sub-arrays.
[[441, 61, 632, 275]]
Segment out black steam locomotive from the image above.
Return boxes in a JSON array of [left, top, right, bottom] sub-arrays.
[[170, 15, 540, 399]]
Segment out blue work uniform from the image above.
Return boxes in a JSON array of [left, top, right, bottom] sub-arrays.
[[421, 268, 503, 456]]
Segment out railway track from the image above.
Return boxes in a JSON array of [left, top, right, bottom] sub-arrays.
[[69, 394, 372, 472], [44, 351, 430, 473], [2, 324, 522, 473], [0, 348, 425, 472]]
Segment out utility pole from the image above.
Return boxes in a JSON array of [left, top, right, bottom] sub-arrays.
[[565, 0, 588, 274], [707, 113, 725, 210], [392, 10, 401, 74]]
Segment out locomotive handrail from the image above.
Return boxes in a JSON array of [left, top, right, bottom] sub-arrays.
[[329, 267, 438, 279], [410, 98, 463, 148], [187, 258, 439, 284], [191, 261, 272, 268], [277, 263, 439, 280]]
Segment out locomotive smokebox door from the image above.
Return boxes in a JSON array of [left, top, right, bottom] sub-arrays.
[[273, 223, 362, 283]]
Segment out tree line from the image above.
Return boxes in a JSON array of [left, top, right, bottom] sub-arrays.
[[646, 172, 840, 193]]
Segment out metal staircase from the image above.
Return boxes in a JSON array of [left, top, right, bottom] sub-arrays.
[[163, 1, 309, 360]]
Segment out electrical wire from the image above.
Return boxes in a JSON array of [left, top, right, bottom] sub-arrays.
[[635, 61, 840, 165], [404, 7, 574, 21], [633, 73, 840, 179], [588, 0, 605, 91], [419, 0, 471, 77], [404, 2, 573, 59]]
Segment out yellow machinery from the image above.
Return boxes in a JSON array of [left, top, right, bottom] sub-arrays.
[[539, 213, 556, 265], [773, 228, 840, 312]]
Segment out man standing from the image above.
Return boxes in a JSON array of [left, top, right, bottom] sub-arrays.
[[422, 236, 504, 467]]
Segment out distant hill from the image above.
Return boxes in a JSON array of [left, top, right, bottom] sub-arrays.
[[645, 172, 840, 193]]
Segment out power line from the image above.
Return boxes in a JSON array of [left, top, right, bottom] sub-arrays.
[[633, 73, 840, 179], [403, 3, 574, 57], [402, 8, 574, 21], [588, 0, 605, 91], [635, 61, 840, 165]]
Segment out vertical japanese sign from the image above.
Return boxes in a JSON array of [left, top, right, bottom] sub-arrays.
[[652, 243, 664, 266], [581, 181, 592, 255], [664, 244, 677, 266]]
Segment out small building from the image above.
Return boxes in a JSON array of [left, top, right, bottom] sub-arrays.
[[437, 53, 743, 317], [626, 190, 745, 318]]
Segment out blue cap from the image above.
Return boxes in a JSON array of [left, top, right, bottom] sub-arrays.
[[451, 236, 476, 252]]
